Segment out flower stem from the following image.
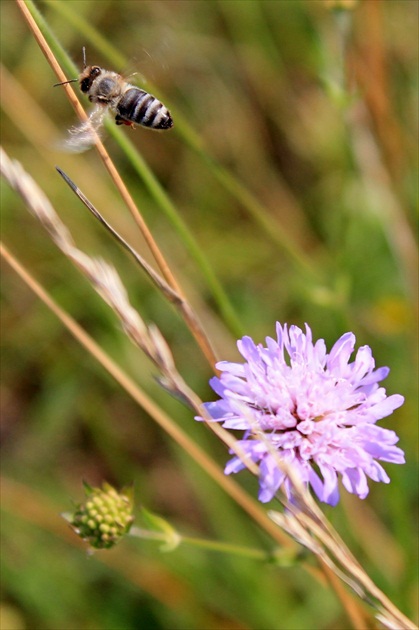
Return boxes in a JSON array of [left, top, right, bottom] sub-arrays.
[[128, 526, 300, 566]]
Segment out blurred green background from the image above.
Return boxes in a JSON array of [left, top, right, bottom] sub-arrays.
[[1, 1, 417, 628]]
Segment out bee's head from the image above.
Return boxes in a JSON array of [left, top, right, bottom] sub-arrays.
[[53, 47, 93, 89], [79, 66, 102, 93]]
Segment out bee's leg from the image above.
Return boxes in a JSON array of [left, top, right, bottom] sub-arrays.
[[115, 115, 135, 128]]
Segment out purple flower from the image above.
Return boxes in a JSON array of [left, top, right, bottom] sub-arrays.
[[200, 323, 405, 506]]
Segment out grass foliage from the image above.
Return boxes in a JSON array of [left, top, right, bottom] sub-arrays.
[[1, 1, 418, 629]]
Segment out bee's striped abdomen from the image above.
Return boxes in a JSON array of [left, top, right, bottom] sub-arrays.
[[116, 87, 173, 130]]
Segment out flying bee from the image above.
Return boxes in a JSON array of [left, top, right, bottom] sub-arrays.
[[55, 48, 173, 152]]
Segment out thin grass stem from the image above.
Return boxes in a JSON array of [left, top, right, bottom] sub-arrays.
[[20, 0, 246, 339], [17, 0, 183, 297]]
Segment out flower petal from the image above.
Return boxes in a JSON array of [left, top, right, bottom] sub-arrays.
[[197, 322, 405, 507]]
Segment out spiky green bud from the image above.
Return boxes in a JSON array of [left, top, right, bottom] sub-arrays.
[[67, 482, 134, 550]]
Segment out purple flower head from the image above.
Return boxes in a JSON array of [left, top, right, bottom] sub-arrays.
[[200, 323, 405, 506]]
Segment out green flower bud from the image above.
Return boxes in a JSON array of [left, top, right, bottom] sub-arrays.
[[67, 482, 134, 550]]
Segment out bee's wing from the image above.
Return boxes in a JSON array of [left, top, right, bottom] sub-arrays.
[[63, 106, 108, 153]]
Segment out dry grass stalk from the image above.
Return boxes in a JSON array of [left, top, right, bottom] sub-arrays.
[[0, 147, 257, 475], [15, 0, 220, 371], [55, 167, 219, 369], [15, 0, 178, 289]]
